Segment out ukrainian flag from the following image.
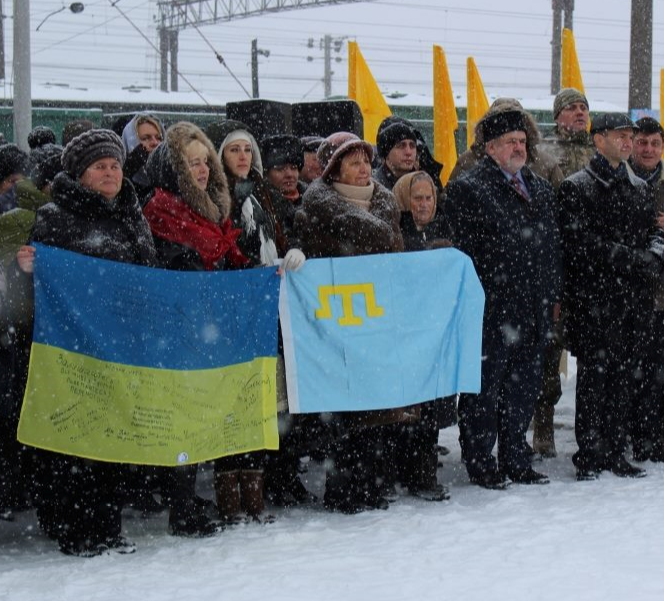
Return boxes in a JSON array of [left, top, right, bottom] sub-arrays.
[[18, 244, 280, 466]]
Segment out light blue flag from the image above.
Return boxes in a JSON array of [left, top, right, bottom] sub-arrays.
[[279, 249, 485, 414]]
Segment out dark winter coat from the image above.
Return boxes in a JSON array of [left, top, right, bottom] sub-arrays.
[[372, 163, 400, 191], [445, 156, 562, 344], [265, 179, 307, 254], [399, 211, 451, 252], [31, 172, 155, 265], [559, 154, 661, 360], [295, 178, 403, 258], [629, 159, 664, 310]]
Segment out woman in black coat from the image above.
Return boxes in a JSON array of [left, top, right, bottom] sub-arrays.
[[15, 129, 155, 557]]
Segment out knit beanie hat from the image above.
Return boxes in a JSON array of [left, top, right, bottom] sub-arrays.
[[553, 88, 589, 119], [260, 134, 304, 171], [27, 126, 57, 150], [318, 132, 373, 182], [376, 121, 417, 159], [61, 129, 126, 178], [0, 144, 29, 182]]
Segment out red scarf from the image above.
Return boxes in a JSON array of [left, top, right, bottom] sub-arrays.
[[144, 188, 248, 270]]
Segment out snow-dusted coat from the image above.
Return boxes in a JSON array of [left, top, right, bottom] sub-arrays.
[[30, 172, 155, 265], [559, 154, 660, 360], [446, 155, 562, 345], [295, 178, 403, 258]]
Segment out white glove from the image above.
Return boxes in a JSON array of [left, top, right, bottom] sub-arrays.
[[281, 248, 306, 272]]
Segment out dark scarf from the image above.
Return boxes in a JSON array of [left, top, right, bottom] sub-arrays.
[[590, 153, 629, 185]]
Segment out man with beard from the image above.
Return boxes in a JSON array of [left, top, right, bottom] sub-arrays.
[[446, 110, 562, 489], [559, 113, 664, 480]]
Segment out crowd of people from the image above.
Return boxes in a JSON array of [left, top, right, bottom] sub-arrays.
[[1, 87, 664, 557]]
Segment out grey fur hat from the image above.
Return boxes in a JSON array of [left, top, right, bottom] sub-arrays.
[[62, 129, 126, 178]]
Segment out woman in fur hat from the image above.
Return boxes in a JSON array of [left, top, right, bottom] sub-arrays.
[[14, 129, 156, 557], [295, 132, 411, 514]]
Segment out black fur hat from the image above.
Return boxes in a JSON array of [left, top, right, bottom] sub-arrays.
[[481, 110, 528, 143], [260, 134, 304, 171]]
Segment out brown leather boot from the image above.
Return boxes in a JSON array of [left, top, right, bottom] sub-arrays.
[[532, 403, 557, 458], [214, 470, 242, 524], [239, 470, 274, 523]]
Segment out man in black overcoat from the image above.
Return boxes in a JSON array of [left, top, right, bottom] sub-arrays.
[[559, 113, 664, 480], [446, 109, 562, 489]]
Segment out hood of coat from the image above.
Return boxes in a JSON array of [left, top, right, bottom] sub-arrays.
[[121, 113, 166, 154], [145, 121, 231, 223]]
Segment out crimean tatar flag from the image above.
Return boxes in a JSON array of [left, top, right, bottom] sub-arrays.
[[561, 27, 585, 93], [433, 45, 458, 185], [279, 250, 485, 414], [348, 40, 392, 144], [466, 57, 490, 148], [18, 244, 280, 466]]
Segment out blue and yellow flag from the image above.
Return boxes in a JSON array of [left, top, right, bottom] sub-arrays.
[[17, 244, 280, 466], [279, 250, 484, 414]]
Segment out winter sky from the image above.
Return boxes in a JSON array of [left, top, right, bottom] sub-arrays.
[[5, 1, 664, 110]]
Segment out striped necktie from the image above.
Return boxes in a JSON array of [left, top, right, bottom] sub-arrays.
[[510, 174, 529, 201]]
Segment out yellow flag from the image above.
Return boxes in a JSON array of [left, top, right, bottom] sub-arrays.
[[348, 41, 392, 144], [466, 57, 490, 148], [561, 28, 585, 92], [433, 46, 458, 185]]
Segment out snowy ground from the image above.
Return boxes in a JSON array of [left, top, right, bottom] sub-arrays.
[[2, 359, 664, 601]]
